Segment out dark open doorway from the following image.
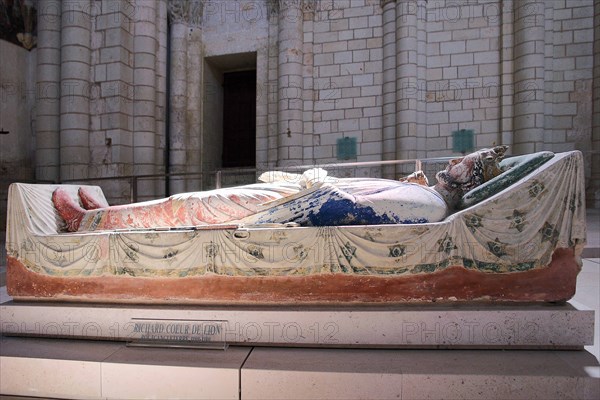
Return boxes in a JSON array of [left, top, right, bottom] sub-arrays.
[[222, 70, 256, 168]]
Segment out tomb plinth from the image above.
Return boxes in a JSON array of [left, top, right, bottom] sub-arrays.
[[0, 300, 594, 349]]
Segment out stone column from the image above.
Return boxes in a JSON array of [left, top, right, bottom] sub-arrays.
[[513, 0, 545, 154], [186, 27, 202, 192], [60, 0, 91, 181], [168, 0, 203, 194], [90, 0, 135, 204], [133, 0, 158, 200], [395, 0, 418, 162], [301, 0, 316, 165], [266, 2, 280, 167], [415, 0, 427, 159], [277, 0, 304, 167], [168, 20, 187, 195], [592, 1, 600, 208], [36, 0, 61, 182], [381, 0, 396, 178], [155, 0, 169, 196], [500, 0, 515, 148]]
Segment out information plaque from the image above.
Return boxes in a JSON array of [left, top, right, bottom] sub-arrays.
[[127, 318, 228, 349]]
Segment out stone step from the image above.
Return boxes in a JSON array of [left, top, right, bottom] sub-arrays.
[[0, 336, 598, 400]]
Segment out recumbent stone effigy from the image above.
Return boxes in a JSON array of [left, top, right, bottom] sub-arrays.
[[5, 147, 587, 304]]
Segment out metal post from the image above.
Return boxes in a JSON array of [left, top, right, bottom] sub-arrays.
[[131, 176, 138, 203], [215, 171, 222, 189]]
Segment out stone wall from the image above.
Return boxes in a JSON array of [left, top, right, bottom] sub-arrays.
[[88, 0, 167, 202], [0, 40, 37, 231], [300, 0, 594, 161], [293, 0, 595, 188], [32, 0, 168, 205], [0, 41, 36, 173], [425, 0, 502, 155], [593, 0, 600, 208], [307, 0, 385, 165], [5, 0, 599, 207]]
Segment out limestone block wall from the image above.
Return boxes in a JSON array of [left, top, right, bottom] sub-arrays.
[[59, 0, 91, 182], [89, 0, 167, 202], [35, 0, 61, 182], [31, 0, 168, 204], [592, 1, 600, 208], [292, 0, 596, 185], [548, 0, 594, 195], [5, 0, 598, 207], [550, 0, 594, 154], [424, 0, 503, 157], [0, 41, 37, 232], [308, 0, 385, 165], [0, 42, 37, 174]]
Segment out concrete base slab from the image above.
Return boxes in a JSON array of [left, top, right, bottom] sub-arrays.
[[0, 336, 249, 400], [102, 344, 248, 399], [1, 336, 598, 400], [0, 301, 594, 349], [573, 259, 600, 361], [0, 337, 121, 399], [242, 347, 600, 400]]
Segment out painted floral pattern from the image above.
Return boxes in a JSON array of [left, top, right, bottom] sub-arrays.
[[539, 222, 559, 244], [487, 239, 507, 258], [508, 209, 527, 232], [465, 214, 483, 233], [528, 180, 545, 198], [437, 233, 457, 255], [388, 244, 406, 258]]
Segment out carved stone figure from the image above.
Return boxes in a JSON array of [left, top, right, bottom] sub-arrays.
[[6, 147, 585, 304], [51, 146, 508, 232]]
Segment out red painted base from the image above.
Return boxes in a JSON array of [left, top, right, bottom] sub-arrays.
[[6, 248, 580, 304]]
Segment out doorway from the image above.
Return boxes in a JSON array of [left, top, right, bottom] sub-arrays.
[[221, 70, 256, 168]]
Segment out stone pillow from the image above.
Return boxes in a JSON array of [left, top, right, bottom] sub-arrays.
[[457, 151, 554, 210]]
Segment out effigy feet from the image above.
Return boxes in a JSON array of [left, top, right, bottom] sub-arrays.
[[78, 187, 105, 210], [52, 188, 86, 232], [52, 187, 108, 231]]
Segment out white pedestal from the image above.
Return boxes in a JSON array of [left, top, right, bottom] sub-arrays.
[[242, 347, 600, 400], [0, 301, 595, 349], [1, 337, 598, 400], [0, 336, 248, 400]]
